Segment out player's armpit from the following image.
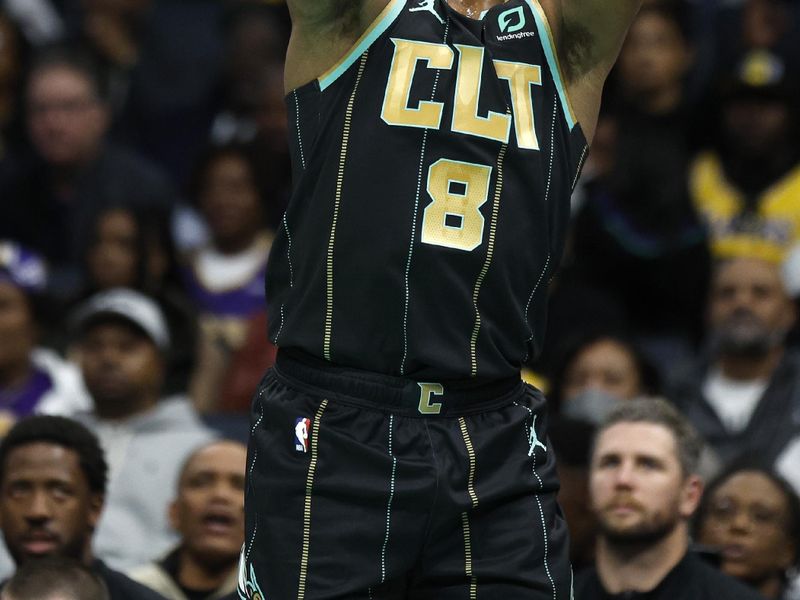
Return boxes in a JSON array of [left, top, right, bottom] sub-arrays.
[[541, 0, 643, 82], [537, 0, 641, 142]]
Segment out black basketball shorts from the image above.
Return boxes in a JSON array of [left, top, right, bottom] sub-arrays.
[[238, 350, 572, 600]]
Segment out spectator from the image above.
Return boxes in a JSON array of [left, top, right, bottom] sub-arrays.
[[0, 45, 175, 298], [71, 288, 215, 569], [574, 398, 762, 599], [668, 257, 799, 469], [714, 0, 800, 81], [0, 415, 165, 599], [0, 241, 90, 432], [695, 463, 800, 599], [210, 3, 287, 147], [80, 206, 198, 396], [118, 0, 225, 185], [569, 1, 711, 363], [690, 49, 800, 263], [182, 144, 275, 413], [2, 556, 109, 600], [129, 440, 246, 600], [549, 331, 660, 423]]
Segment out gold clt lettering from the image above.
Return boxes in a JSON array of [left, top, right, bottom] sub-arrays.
[[452, 45, 512, 144], [381, 39, 454, 129], [494, 59, 542, 150], [381, 39, 542, 151]]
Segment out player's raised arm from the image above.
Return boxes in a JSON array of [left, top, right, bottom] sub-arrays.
[[285, 0, 390, 92], [540, 0, 643, 142]]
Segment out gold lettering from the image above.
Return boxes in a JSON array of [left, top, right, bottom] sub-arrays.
[[494, 60, 542, 150], [381, 39, 454, 129], [418, 382, 444, 415], [452, 45, 511, 143]]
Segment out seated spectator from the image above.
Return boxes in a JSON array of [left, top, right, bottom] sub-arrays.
[[714, 0, 800, 82], [668, 257, 800, 470], [71, 288, 215, 569], [182, 144, 275, 413], [1, 556, 109, 600], [129, 440, 246, 600], [549, 331, 661, 424], [80, 205, 198, 396], [695, 463, 800, 599], [0, 415, 165, 599], [690, 50, 800, 263], [569, 1, 711, 362], [574, 398, 762, 599], [210, 3, 287, 147], [0, 241, 90, 432], [0, 45, 175, 298]]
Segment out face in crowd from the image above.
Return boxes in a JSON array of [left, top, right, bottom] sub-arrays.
[[696, 469, 798, 597], [199, 150, 265, 254], [0, 442, 102, 565], [86, 209, 141, 291], [561, 337, 644, 405], [0, 282, 36, 382], [708, 257, 796, 358], [78, 318, 164, 419], [590, 420, 702, 545], [170, 441, 247, 566], [617, 7, 691, 102], [26, 64, 109, 168]]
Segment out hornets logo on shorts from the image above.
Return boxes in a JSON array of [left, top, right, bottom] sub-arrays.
[[237, 547, 266, 600]]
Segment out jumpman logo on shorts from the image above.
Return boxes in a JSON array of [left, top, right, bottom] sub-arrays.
[[410, 0, 444, 23], [528, 415, 547, 456]]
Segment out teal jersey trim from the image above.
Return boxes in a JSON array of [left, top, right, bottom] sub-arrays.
[[319, 0, 407, 92], [524, 0, 576, 130]]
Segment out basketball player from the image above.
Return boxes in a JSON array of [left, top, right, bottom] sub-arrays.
[[240, 1, 642, 598]]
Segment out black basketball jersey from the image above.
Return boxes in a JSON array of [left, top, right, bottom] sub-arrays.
[[267, 0, 588, 380]]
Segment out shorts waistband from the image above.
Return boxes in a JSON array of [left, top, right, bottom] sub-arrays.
[[273, 349, 525, 417]]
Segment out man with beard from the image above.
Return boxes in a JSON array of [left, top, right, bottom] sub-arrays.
[[668, 256, 799, 468], [574, 398, 764, 599], [0, 416, 166, 599]]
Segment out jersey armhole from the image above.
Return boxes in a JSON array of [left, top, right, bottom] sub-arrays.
[[524, 0, 579, 131], [317, 0, 406, 92]]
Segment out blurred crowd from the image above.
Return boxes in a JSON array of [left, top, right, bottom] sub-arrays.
[[0, 0, 798, 598]]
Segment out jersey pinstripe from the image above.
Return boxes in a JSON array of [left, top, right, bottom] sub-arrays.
[[267, 0, 589, 380]]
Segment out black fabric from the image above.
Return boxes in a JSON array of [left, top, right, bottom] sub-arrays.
[[241, 355, 572, 599], [667, 351, 800, 467], [160, 549, 218, 600], [96, 560, 169, 600], [0, 560, 168, 600], [267, 0, 588, 380], [573, 551, 766, 599]]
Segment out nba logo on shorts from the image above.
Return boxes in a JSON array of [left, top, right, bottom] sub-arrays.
[[294, 418, 311, 452]]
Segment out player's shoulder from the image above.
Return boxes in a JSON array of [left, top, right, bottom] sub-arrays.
[[287, 0, 388, 32], [285, 0, 391, 92]]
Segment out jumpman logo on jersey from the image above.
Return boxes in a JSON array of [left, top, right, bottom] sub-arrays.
[[410, 0, 443, 23], [528, 415, 547, 456]]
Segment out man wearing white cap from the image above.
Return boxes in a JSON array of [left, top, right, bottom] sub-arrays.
[[71, 288, 215, 571]]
